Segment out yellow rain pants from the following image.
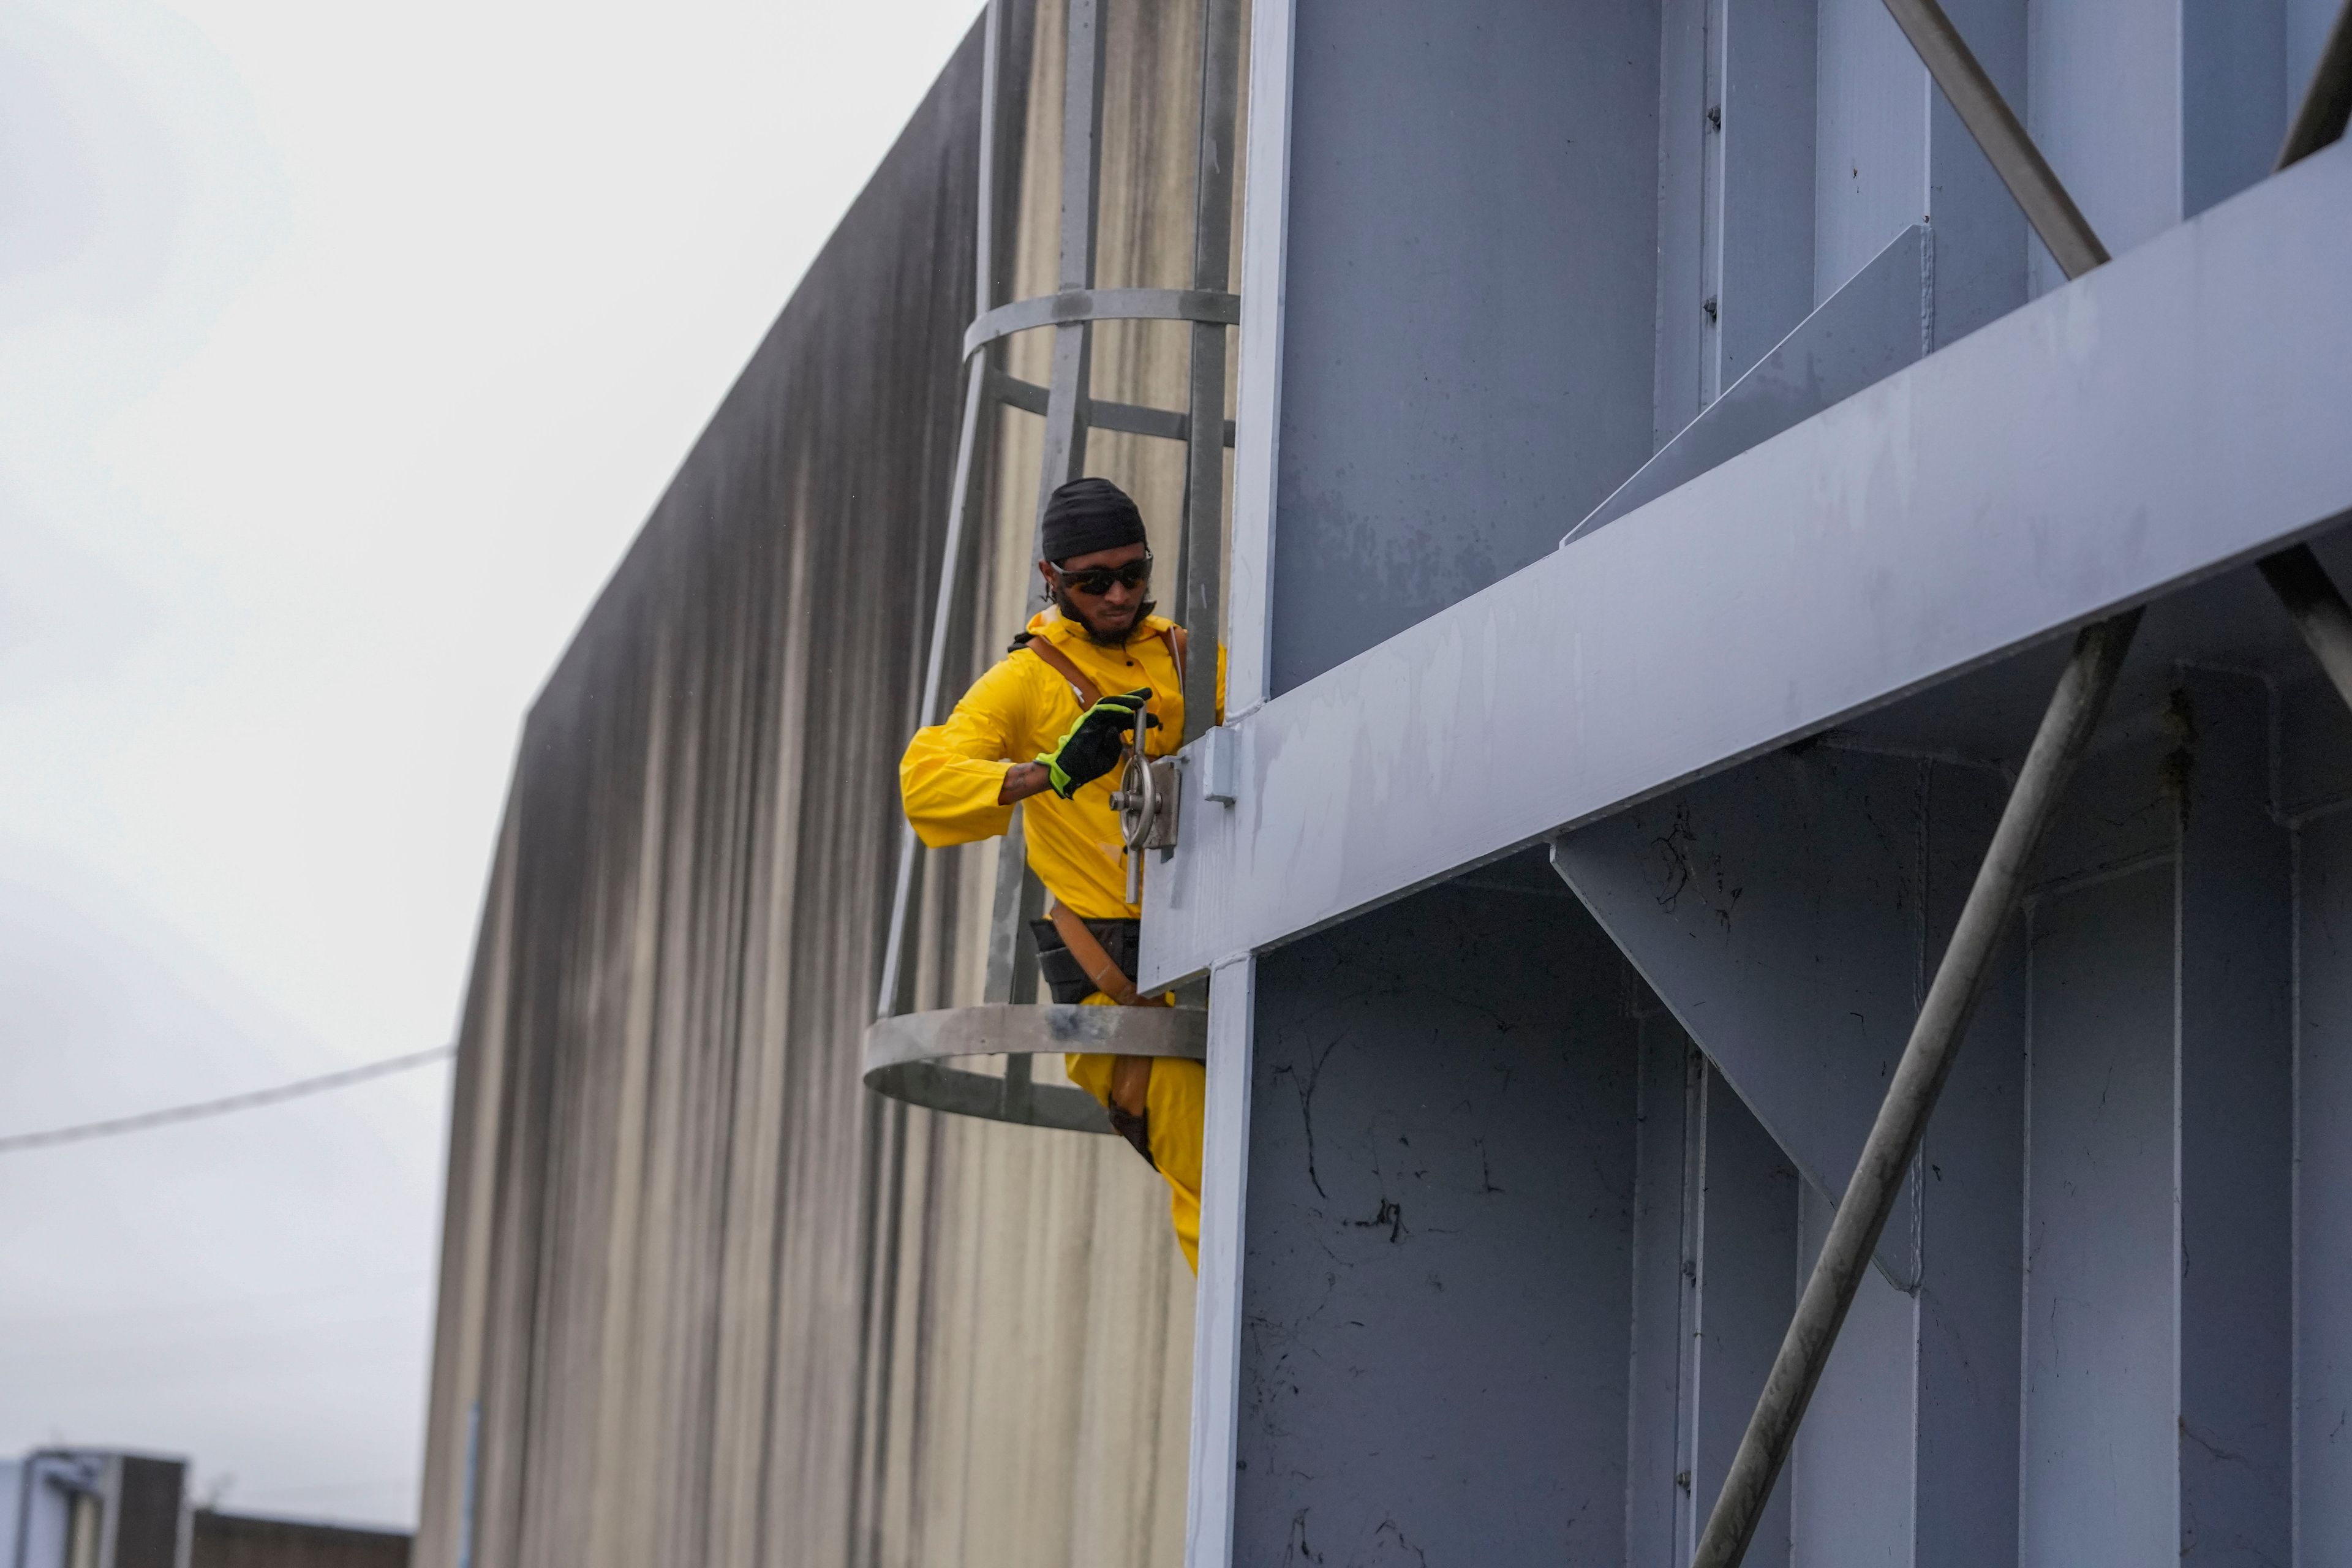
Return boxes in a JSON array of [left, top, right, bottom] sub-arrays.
[[900, 606, 1222, 1272], [1065, 1042, 1206, 1273]]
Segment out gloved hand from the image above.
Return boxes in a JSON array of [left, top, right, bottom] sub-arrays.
[[1037, 688, 1157, 797]]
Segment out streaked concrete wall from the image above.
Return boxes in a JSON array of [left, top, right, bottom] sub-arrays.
[[413, 7, 1240, 1564]]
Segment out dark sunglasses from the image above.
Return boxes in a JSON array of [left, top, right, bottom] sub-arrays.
[[1051, 551, 1153, 595]]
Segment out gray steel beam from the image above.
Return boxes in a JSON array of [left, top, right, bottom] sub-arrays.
[[1140, 142, 2352, 990]]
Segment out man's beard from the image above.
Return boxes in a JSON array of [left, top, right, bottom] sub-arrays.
[[1051, 586, 1155, 646]]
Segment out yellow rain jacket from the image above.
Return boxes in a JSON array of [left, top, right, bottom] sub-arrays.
[[900, 606, 1223, 1270]]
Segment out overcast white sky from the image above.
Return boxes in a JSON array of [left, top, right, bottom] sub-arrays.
[[1, 0, 979, 1528]]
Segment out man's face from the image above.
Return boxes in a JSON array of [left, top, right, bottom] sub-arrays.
[[1041, 541, 1150, 644]]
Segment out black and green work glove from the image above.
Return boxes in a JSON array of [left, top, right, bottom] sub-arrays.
[[1036, 688, 1158, 797]]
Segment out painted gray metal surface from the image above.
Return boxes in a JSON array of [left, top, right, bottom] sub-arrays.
[[1558, 743, 2029, 1566], [1885, 0, 2105, 282], [1264, 0, 1660, 695], [1812, 0, 1930, 310], [1660, 0, 2019, 436], [1908, 756, 2027, 1568], [1625, 1009, 1697, 1568], [2022, 0, 2174, 294], [2296, 807, 2352, 1563], [1689, 1069, 1800, 1568], [1182, 956, 1253, 1568], [1193, 9, 2352, 1568], [2020, 866, 2177, 1564], [2181, 1, 2288, 219], [1569, 223, 1929, 546], [1232, 872, 1637, 1564], [1916, 0, 2030, 344], [1555, 744, 2037, 1297], [1709, 0, 1819, 402], [1655, 0, 1707, 444], [2176, 670, 2294, 1567], [1219, 0, 1291, 722], [1692, 601, 2141, 1568], [1142, 141, 2352, 990], [1789, 1185, 1918, 1568], [1553, 750, 1932, 1289]]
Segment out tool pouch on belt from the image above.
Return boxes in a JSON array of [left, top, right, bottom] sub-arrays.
[[1031, 907, 1157, 1169], [1030, 916, 1144, 1005]]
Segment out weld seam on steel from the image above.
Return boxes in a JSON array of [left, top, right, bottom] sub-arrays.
[[1689, 610, 2141, 1568]]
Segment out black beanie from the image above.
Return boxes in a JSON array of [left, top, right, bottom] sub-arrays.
[[1039, 477, 1146, 563]]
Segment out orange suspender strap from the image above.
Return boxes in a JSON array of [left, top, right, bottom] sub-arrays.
[[1047, 900, 1143, 1005], [1022, 628, 1185, 710], [1022, 630, 1172, 1007], [1020, 637, 1102, 709]]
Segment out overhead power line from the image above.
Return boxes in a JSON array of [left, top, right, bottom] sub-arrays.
[[0, 1046, 456, 1155]]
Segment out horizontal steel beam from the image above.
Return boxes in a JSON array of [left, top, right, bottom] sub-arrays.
[[1140, 141, 2352, 987], [962, 287, 1241, 361]]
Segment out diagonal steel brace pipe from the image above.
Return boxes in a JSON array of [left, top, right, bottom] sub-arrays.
[[1691, 5, 2352, 1565]]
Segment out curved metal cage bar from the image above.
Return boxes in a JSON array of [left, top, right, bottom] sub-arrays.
[[962, 287, 1242, 362], [862, 1005, 1208, 1133]]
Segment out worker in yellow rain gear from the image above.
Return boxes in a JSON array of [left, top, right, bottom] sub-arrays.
[[900, 477, 1221, 1271]]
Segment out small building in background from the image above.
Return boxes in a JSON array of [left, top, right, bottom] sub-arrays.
[[0, 1449, 409, 1568]]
